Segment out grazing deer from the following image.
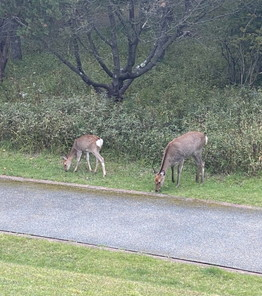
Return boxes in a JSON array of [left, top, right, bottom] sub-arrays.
[[63, 134, 106, 177], [154, 131, 208, 192]]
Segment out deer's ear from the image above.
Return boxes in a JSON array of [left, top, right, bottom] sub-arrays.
[[160, 171, 165, 176], [62, 156, 67, 160]]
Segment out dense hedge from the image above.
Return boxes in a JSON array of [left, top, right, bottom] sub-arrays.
[[183, 88, 262, 175], [0, 88, 261, 175]]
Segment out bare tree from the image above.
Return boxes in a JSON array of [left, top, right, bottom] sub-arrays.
[[220, 0, 262, 86], [0, 17, 11, 81], [42, 0, 228, 100], [0, 16, 22, 81]]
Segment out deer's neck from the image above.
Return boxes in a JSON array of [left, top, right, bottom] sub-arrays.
[[67, 147, 77, 160], [159, 148, 171, 173]]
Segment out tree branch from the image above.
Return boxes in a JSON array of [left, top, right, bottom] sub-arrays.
[[86, 32, 113, 78], [42, 40, 111, 93]]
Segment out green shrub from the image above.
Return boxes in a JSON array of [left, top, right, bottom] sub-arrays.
[[182, 87, 262, 175], [0, 87, 261, 176], [0, 93, 172, 160]]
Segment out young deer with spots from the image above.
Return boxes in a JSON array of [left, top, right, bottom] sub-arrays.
[[154, 131, 208, 192], [63, 134, 106, 177]]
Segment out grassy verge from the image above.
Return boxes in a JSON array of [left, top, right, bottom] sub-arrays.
[[0, 147, 261, 207], [1, 233, 262, 296]]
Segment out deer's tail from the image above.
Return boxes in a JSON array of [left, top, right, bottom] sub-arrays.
[[96, 138, 104, 149], [204, 133, 208, 145]]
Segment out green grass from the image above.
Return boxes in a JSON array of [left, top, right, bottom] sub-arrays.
[[0, 147, 261, 207], [0, 234, 261, 295]]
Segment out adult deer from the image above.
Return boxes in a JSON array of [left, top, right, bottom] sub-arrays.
[[63, 134, 106, 177], [154, 131, 208, 192]]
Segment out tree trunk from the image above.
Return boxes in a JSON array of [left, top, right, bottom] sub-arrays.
[[0, 17, 22, 81], [10, 35, 22, 60], [0, 26, 9, 81], [0, 53, 8, 81], [10, 20, 22, 60]]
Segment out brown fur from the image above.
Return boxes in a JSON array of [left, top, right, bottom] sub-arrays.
[[155, 131, 207, 192], [63, 134, 106, 177]]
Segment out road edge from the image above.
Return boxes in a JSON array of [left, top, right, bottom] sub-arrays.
[[0, 174, 261, 211]]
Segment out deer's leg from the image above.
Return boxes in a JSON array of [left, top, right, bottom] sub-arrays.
[[193, 153, 204, 183], [201, 161, 205, 183], [171, 166, 175, 183], [74, 150, 82, 172], [92, 151, 106, 177], [86, 152, 92, 172], [94, 157, 99, 173], [176, 160, 184, 187]]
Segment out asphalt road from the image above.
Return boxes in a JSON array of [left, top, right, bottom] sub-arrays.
[[0, 179, 261, 274]]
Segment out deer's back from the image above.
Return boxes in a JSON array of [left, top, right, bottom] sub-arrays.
[[168, 131, 206, 158], [74, 134, 101, 151]]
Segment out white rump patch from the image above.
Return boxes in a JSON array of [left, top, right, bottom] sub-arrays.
[[205, 135, 208, 145], [96, 138, 103, 148]]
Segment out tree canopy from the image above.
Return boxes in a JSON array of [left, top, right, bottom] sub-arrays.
[[1, 0, 261, 99], [220, 0, 262, 86]]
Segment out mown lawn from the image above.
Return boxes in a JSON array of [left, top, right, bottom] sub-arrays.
[[0, 234, 262, 296], [0, 148, 261, 295], [0, 147, 261, 207]]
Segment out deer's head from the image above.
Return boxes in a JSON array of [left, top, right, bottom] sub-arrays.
[[154, 171, 165, 192], [63, 156, 71, 171]]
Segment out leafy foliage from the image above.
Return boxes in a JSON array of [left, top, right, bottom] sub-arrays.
[[0, 83, 261, 175], [220, 0, 262, 86], [182, 87, 262, 174]]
